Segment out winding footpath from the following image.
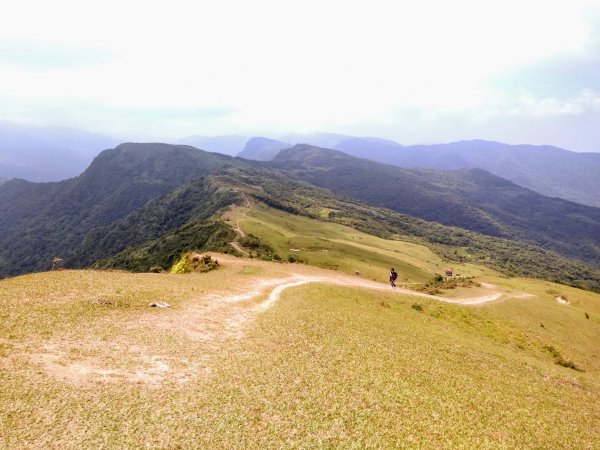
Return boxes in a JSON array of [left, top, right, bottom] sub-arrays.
[[248, 274, 504, 314]]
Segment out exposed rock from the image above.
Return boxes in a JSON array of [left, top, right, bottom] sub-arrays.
[[150, 302, 171, 308]]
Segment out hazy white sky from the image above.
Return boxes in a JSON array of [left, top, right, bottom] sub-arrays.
[[1, 0, 600, 150]]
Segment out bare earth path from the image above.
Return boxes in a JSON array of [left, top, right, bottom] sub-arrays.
[[233, 221, 245, 238], [210, 253, 508, 309], [230, 241, 249, 255]]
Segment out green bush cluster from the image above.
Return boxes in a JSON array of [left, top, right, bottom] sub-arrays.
[[542, 345, 583, 371], [170, 253, 219, 274]]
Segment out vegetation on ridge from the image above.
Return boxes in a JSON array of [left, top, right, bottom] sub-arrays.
[[269, 145, 600, 267], [0, 144, 238, 277], [215, 166, 600, 292], [1, 143, 598, 296]]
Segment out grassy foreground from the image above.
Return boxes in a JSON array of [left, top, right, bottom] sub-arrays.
[[1, 258, 599, 448]]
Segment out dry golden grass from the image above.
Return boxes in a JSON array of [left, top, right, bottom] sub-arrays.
[[1, 255, 599, 448]]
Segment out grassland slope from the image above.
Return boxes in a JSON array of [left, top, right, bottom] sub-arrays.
[[213, 166, 600, 292], [1, 255, 599, 448]]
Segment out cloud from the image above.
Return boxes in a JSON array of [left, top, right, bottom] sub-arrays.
[[0, 98, 237, 140], [0, 0, 599, 151], [0, 40, 113, 69]]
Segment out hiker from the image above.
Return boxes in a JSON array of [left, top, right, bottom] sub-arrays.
[[389, 268, 398, 288]]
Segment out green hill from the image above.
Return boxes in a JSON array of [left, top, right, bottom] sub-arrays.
[[91, 164, 600, 292], [269, 145, 600, 267], [1, 143, 599, 293], [2, 143, 600, 447], [0, 143, 237, 277]]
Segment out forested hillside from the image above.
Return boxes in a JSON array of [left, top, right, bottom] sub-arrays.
[[269, 145, 600, 267], [0, 143, 237, 276]]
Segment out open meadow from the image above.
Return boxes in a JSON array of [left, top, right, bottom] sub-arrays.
[[1, 253, 599, 448]]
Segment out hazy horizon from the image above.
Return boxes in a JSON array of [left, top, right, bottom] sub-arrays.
[[2, 1, 600, 152], [2, 120, 599, 154]]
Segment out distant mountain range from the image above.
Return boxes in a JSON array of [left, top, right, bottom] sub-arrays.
[[335, 138, 600, 208], [0, 122, 120, 181], [277, 132, 353, 149], [3, 124, 598, 209], [239, 136, 600, 208], [238, 137, 288, 161]]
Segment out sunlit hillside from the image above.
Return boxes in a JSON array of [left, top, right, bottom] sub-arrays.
[[1, 252, 599, 448]]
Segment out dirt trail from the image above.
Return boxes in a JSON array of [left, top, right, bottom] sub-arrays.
[[229, 207, 246, 254], [222, 215, 507, 307], [209, 254, 509, 308], [230, 241, 248, 255], [233, 221, 245, 238], [248, 274, 504, 309]]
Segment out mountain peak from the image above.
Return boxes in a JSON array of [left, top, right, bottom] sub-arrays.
[[237, 137, 289, 161]]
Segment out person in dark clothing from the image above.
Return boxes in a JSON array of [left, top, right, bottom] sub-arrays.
[[389, 268, 398, 288]]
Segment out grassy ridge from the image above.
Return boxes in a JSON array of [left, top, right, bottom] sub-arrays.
[[1, 265, 598, 448], [227, 203, 491, 283], [215, 167, 600, 292], [198, 284, 600, 448], [269, 145, 600, 267]]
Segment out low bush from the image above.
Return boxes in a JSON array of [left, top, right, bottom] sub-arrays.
[[414, 274, 480, 294], [543, 344, 583, 372], [170, 253, 219, 274], [240, 234, 261, 249]]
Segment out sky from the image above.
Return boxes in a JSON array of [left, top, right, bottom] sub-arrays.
[[1, 0, 600, 151]]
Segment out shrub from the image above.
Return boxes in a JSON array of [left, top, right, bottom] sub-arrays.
[[543, 344, 583, 371], [170, 253, 219, 274], [555, 357, 582, 371], [413, 274, 479, 294], [543, 344, 560, 358], [432, 274, 444, 283], [411, 303, 423, 312], [241, 234, 261, 249]]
